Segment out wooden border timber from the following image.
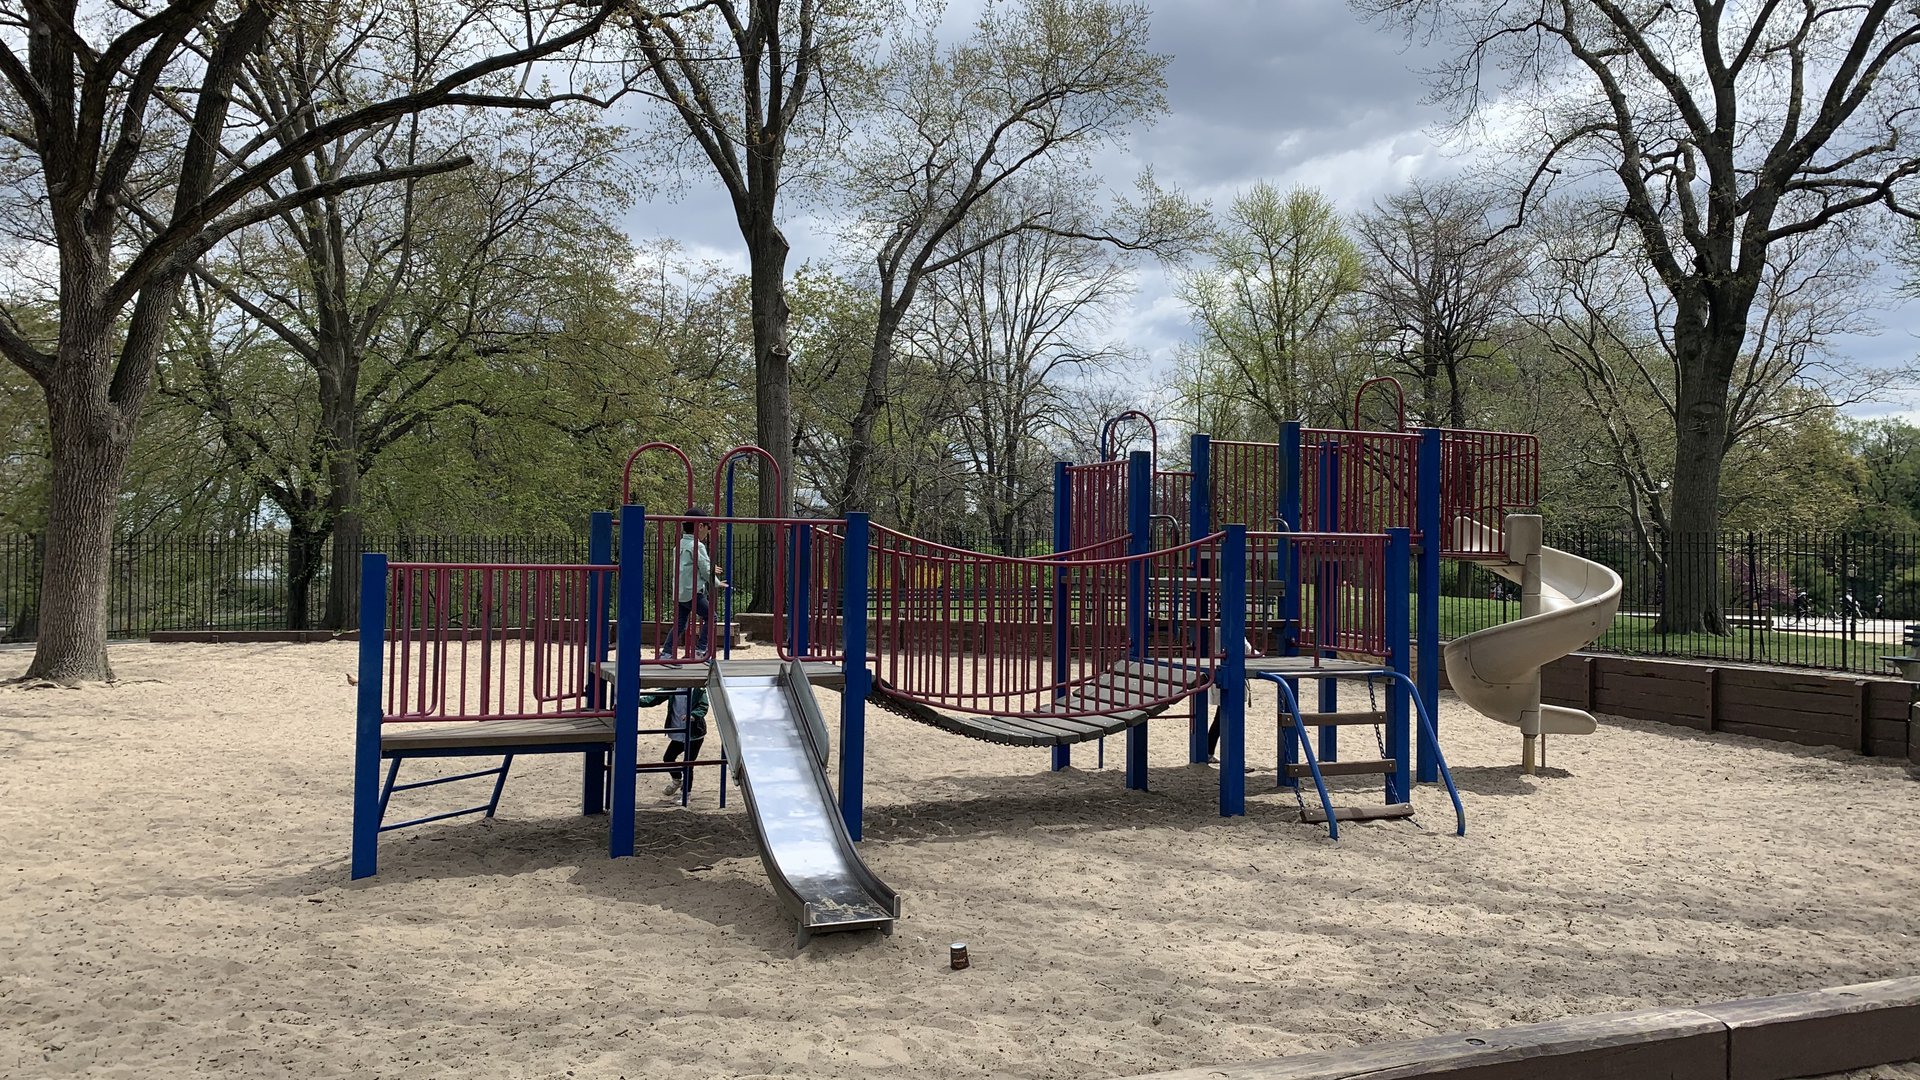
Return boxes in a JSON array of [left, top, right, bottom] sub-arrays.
[[1124, 976, 1920, 1080], [1436, 652, 1915, 761]]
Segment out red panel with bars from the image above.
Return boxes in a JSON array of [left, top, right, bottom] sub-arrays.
[[867, 526, 1221, 718], [1439, 431, 1539, 557], [383, 563, 614, 723], [1242, 532, 1391, 661], [1300, 429, 1420, 535], [1064, 459, 1129, 549], [1209, 440, 1286, 529]]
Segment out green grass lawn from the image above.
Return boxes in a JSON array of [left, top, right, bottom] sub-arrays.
[[1435, 595, 1892, 672]]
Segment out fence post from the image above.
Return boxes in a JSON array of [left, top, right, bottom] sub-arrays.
[[1746, 531, 1757, 663]]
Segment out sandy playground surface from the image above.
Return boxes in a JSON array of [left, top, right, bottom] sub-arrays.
[[1, 641, 1917, 1079]]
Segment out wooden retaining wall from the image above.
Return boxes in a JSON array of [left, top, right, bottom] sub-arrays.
[[1439, 652, 1916, 763], [1128, 975, 1920, 1080]]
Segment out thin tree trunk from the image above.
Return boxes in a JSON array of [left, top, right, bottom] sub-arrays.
[[841, 302, 907, 516], [320, 352, 362, 630], [747, 218, 792, 615]]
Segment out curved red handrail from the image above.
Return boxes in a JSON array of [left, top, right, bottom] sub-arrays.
[[621, 441, 695, 509], [868, 522, 1217, 568], [1352, 375, 1408, 431], [1100, 409, 1159, 464], [711, 445, 784, 517]]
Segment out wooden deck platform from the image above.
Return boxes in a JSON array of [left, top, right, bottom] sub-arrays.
[[591, 655, 848, 690], [381, 714, 615, 752], [869, 659, 1205, 748]]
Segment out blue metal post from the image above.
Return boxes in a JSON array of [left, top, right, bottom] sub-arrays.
[[840, 513, 871, 839], [1385, 527, 1413, 804], [584, 511, 612, 814], [1051, 461, 1073, 771], [1220, 526, 1246, 816], [611, 505, 644, 858], [1316, 441, 1340, 761], [1279, 423, 1303, 785], [1125, 449, 1152, 792], [1189, 433, 1212, 764], [1416, 427, 1443, 783], [351, 553, 387, 880], [793, 526, 812, 658]]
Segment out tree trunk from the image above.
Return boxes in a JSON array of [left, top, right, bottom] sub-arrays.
[[24, 337, 135, 681], [1661, 336, 1736, 636], [842, 303, 907, 515], [746, 217, 792, 615], [285, 518, 328, 632], [319, 350, 363, 630]]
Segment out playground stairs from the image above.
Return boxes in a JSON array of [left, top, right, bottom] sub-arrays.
[[1280, 707, 1412, 824]]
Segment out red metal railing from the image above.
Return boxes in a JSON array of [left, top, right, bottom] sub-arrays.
[[1209, 440, 1286, 529], [383, 563, 614, 723], [1440, 430, 1539, 557], [1301, 428, 1419, 535], [1065, 459, 1129, 549], [1244, 532, 1391, 661], [867, 526, 1222, 717], [1153, 469, 1191, 542]]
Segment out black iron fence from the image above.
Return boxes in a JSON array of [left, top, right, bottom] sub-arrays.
[[4, 527, 1917, 677], [1439, 528, 1920, 676]]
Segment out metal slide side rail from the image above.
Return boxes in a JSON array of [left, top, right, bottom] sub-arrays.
[[707, 660, 899, 948]]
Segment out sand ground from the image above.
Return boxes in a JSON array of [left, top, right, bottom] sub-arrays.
[[1, 641, 1916, 1079]]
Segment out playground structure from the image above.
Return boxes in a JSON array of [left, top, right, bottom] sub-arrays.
[[351, 381, 1619, 945]]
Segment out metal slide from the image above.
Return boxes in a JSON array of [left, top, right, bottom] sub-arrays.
[[1444, 517, 1622, 739], [706, 661, 899, 947]]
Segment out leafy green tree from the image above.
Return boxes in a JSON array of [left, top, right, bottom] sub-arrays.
[[1354, 0, 1920, 634], [0, 0, 626, 680], [1177, 184, 1369, 435]]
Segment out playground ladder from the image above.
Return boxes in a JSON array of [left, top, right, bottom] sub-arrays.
[[1262, 669, 1465, 839]]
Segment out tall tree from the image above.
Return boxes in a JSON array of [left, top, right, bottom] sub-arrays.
[[916, 193, 1136, 552], [832, 0, 1190, 512], [1354, 0, 1920, 632], [173, 84, 628, 629], [621, 0, 883, 568], [1177, 183, 1368, 433], [1525, 202, 1900, 562], [0, 0, 623, 681], [1352, 180, 1524, 428]]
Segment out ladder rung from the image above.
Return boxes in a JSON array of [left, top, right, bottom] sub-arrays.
[[1287, 758, 1396, 778], [1281, 710, 1387, 727], [1300, 803, 1415, 824]]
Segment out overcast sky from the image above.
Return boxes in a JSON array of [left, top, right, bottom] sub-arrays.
[[615, 0, 1920, 420]]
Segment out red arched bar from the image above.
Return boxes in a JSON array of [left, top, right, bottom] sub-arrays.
[[1100, 410, 1159, 465], [1352, 375, 1408, 432], [620, 442, 695, 509]]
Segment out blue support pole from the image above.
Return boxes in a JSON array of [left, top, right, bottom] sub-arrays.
[[1385, 527, 1413, 804], [611, 505, 644, 858], [1125, 449, 1152, 792], [1220, 526, 1247, 816], [1316, 441, 1340, 761], [1189, 433, 1212, 764], [1278, 423, 1303, 785], [583, 512, 613, 815], [1051, 461, 1073, 772], [350, 553, 388, 880], [1416, 427, 1444, 783], [793, 525, 812, 658], [840, 513, 871, 839]]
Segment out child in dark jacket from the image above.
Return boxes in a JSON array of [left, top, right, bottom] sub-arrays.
[[640, 687, 710, 798]]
